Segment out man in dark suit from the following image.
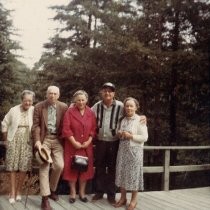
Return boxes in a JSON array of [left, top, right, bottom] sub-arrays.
[[32, 86, 68, 210]]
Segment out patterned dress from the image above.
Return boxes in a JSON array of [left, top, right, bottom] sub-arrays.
[[5, 110, 32, 172], [115, 116, 144, 191]]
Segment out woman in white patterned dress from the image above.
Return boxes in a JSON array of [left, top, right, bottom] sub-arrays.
[[1, 90, 35, 204], [114, 97, 148, 210]]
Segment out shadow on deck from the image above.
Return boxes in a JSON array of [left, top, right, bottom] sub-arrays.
[[0, 187, 210, 210]]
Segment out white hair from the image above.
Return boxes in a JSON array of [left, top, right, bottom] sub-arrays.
[[21, 90, 35, 100], [47, 86, 60, 95], [72, 90, 88, 103]]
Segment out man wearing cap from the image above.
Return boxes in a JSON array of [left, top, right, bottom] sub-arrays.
[[32, 86, 68, 210], [91, 82, 124, 204], [92, 82, 146, 205]]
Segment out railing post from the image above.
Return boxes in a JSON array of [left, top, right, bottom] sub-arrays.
[[163, 149, 170, 191]]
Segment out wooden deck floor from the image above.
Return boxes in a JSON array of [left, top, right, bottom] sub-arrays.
[[0, 187, 210, 210]]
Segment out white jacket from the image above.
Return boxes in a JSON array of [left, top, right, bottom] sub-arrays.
[[1, 104, 34, 141], [119, 114, 148, 147]]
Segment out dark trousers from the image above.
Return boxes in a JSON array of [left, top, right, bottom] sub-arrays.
[[94, 140, 119, 198]]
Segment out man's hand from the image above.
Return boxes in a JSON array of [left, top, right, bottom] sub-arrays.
[[140, 115, 147, 125], [35, 141, 42, 150]]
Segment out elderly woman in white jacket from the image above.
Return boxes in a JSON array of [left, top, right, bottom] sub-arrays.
[[1, 90, 35, 204], [114, 97, 148, 210]]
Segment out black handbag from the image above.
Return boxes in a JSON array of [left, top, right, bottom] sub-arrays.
[[71, 150, 89, 172]]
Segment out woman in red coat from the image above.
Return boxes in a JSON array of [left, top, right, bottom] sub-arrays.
[[62, 90, 96, 203]]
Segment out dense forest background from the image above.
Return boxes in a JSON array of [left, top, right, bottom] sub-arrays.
[[0, 0, 209, 191]]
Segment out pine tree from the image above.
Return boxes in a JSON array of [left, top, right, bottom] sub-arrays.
[[36, 0, 210, 146], [0, 2, 30, 119], [0, 2, 17, 119]]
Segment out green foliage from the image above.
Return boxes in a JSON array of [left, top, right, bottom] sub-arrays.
[[0, 3, 16, 118], [0, 3, 31, 120], [33, 0, 209, 151], [0, 0, 208, 189]]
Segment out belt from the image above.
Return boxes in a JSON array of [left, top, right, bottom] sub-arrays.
[[46, 134, 57, 140], [46, 132, 57, 135]]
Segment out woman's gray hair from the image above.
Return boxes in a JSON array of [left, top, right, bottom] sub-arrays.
[[123, 97, 140, 109], [21, 90, 35, 101], [72, 90, 88, 103]]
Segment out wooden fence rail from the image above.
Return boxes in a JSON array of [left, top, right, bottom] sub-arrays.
[[1, 141, 210, 192], [144, 145, 210, 191]]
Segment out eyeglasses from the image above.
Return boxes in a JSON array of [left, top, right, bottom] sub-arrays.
[[102, 89, 114, 93]]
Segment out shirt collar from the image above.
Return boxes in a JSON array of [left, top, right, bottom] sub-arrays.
[[48, 104, 56, 109], [102, 99, 116, 108]]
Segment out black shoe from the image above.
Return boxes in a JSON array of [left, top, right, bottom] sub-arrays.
[[107, 196, 116, 205], [92, 193, 103, 201], [79, 196, 88, 203], [69, 197, 76, 203]]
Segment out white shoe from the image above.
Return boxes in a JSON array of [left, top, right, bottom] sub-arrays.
[[9, 197, 15, 204], [16, 195, 22, 201]]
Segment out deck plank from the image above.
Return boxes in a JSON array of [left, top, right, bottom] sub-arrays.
[[0, 196, 16, 210], [169, 191, 210, 207], [145, 191, 198, 210], [24, 195, 42, 210], [0, 187, 210, 210], [140, 192, 180, 210]]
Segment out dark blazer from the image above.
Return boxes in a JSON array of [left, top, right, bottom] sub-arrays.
[[32, 100, 68, 145]]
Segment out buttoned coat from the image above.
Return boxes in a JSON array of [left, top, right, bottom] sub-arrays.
[[62, 105, 96, 181], [32, 100, 68, 144]]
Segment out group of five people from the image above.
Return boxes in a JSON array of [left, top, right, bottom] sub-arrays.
[[1, 82, 148, 210]]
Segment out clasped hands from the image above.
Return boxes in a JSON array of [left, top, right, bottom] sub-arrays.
[[73, 141, 89, 149], [35, 140, 89, 150], [118, 130, 133, 140]]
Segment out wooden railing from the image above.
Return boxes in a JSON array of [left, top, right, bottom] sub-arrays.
[[144, 146, 210, 191], [1, 142, 210, 192]]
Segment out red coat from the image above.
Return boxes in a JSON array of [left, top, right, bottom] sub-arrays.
[[62, 105, 96, 181]]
